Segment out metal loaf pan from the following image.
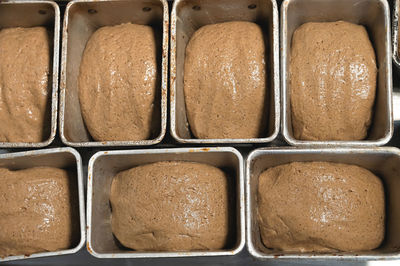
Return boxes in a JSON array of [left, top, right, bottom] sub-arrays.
[[60, 0, 168, 147], [246, 147, 400, 260], [87, 147, 245, 258], [0, 147, 85, 262], [0, 1, 59, 148], [170, 0, 280, 144], [281, 0, 393, 147]]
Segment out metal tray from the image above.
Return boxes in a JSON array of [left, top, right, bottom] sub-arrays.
[[59, 0, 168, 147], [86, 147, 245, 258], [246, 147, 400, 260], [3, 0, 400, 265], [0, 147, 85, 262], [0, 1, 59, 148], [281, 0, 393, 147], [170, 0, 280, 144]]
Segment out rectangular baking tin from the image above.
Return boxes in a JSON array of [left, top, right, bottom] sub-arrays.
[[170, 0, 280, 144], [247, 147, 400, 260], [281, 0, 393, 147], [87, 147, 245, 258], [0, 1, 59, 148], [0, 147, 85, 262], [59, 0, 168, 147]]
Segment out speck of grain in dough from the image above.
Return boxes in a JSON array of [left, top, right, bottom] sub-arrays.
[[290, 21, 377, 141], [0, 167, 78, 257], [78, 23, 159, 141], [0, 27, 50, 142], [257, 161, 385, 252], [110, 161, 230, 251], [184, 21, 267, 139]]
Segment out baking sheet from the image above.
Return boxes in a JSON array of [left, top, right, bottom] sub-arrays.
[[2, 0, 400, 265]]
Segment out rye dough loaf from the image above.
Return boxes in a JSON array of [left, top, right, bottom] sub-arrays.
[[258, 162, 385, 252], [0, 27, 50, 142], [0, 167, 77, 257], [110, 161, 231, 251], [79, 23, 159, 141], [184, 21, 267, 139], [290, 21, 377, 140]]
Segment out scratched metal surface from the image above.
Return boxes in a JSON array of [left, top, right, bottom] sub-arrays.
[[2, 0, 400, 265]]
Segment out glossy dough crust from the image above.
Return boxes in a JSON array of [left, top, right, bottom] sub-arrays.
[[78, 23, 159, 141], [110, 161, 230, 251], [290, 21, 377, 141], [184, 21, 267, 139], [0, 167, 77, 257], [257, 162, 385, 252], [0, 27, 50, 142]]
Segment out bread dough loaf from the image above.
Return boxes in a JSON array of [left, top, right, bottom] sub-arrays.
[[0, 27, 50, 142], [258, 162, 384, 252], [184, 21, 267, 139], [290, 21, 377, 140], [79, 23, 159, 141], [0, 167, 78, 257], [110, 161, 230, 251]]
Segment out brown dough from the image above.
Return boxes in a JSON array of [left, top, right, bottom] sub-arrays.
[[0, 167, 78, 257], [110, 161, 230, 251], [78, 23, 159, 141], [0, 27, 50, 142], [184, 21, 267, 139], [290, 21, 377, 140], [258, 162, 385, 252]]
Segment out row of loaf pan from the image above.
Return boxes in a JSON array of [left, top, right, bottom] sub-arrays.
[[0, 0, 394, 148], [1, 146, 400, 262]]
